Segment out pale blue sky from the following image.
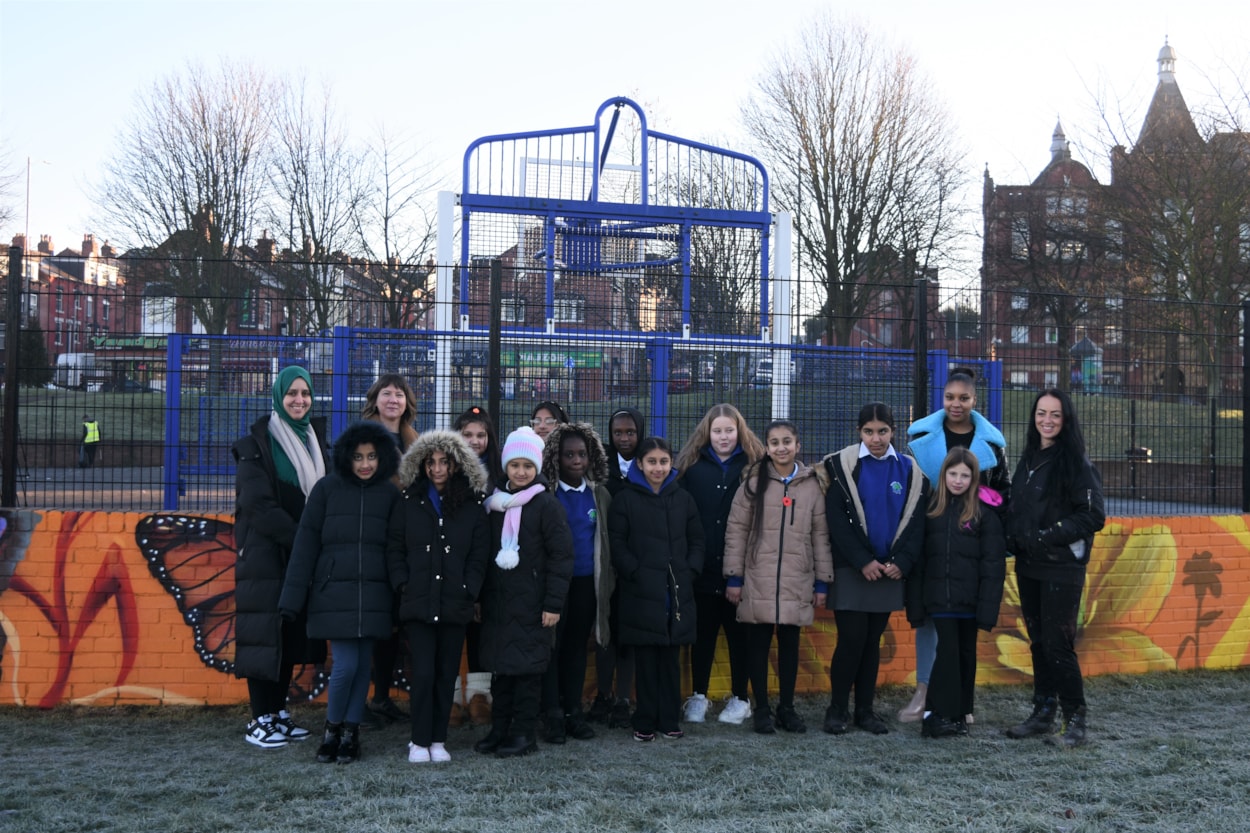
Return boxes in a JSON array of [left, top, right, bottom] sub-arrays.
[[2, 0, 1246, 292]]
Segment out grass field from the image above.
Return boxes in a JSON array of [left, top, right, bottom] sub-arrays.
[[1, 670, 1245, 833]]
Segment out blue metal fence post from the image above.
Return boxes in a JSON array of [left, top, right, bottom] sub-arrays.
[[162, 333, 185, 510], [985, 359, 1004, 426], [330, 327, 353, 441], [649, 340, 671, 440], [928, 350, 949, 415]]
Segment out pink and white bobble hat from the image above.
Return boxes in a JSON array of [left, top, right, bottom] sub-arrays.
[[501, 426, 545, 470]]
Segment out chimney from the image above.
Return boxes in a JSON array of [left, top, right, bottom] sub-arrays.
[[82, 234, 97, 258], [257, 230, 274, 262], [101, 240, 116, 258], [11, 234, 26, 252], [38, 235, 54, 255]]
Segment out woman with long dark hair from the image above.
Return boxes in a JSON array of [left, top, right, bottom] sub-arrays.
[[1004, 389, 1105, 748]]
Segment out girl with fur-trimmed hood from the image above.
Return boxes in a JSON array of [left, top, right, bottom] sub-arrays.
[[537, 421, 614, 743], [279, 420, 400, 764], [387, 431, 492, 764]]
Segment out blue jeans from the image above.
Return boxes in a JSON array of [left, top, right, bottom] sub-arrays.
[[326, 638, 375, 725]]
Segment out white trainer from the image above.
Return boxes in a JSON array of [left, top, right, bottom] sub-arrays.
[[244, 717, 289, 749], [407, 742, 431, 763], [683, 693, 709, 723], [429, 742, 451, 763], [718, 696, 753, 725]]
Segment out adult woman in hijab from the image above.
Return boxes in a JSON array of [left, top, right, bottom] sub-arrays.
[[232, 366, 329, 749]]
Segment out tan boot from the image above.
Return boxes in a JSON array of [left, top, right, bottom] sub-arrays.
[[897, 682, 927, 723]]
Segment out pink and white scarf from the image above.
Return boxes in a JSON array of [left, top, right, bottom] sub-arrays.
[[484, 483, 546, 569]]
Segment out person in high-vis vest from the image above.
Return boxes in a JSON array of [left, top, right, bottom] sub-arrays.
[[81, 415, 101, 468]]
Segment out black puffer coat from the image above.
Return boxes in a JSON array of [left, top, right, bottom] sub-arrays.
[[231, 414, 328, 680], [278, 421, 401, 640], [907, 501, 1007, 631], [680, 447, 750, 595], [609, 466, 705, 646], [1006, 445, 1105, 585], [480, 474, 575, 675], [387, 431, 492, 626]]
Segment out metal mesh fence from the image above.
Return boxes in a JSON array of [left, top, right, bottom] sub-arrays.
[[0, 270, 1244, 516]]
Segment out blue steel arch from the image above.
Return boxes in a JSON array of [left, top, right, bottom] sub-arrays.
[[458, 96, 774, 337]]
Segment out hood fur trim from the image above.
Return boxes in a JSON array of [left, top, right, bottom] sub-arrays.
[[398, 430, 489, 492], [332, 420, 401, 483]]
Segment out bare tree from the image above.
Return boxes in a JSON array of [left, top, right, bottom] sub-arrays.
[[268, 77, 368, 335], [353, 127, 440, 330], [94, 61, 273, 340], [742, 14, 965, 346], [0, 140, 19, 233]]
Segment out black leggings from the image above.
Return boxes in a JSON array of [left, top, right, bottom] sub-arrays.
[[542, 575, 597, 716], [247, 664, 294, 720], [691, 592, 749, 699], [746, 622, 799, 713], [828, 610, 891, 716]]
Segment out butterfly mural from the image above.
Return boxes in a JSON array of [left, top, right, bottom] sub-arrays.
[[135, 514, 333, 702]]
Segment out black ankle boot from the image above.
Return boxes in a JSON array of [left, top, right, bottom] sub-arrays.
[[336, 723, 361, 764], [316, 721, 342, 763], [495, 734, 538, 758], [1047, 706, 1088, 748], [1006, 696, 1057, 739], [474, 725, 507, 754]]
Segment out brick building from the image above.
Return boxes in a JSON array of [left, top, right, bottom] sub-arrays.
[[982, 41, 1250, 396]]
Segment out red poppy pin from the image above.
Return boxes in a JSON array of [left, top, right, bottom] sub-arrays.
[[782, 497, 793, 507]]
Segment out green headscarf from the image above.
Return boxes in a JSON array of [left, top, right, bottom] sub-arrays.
[[270, 366, 315, 488]]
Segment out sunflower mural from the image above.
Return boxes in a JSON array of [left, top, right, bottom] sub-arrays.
[[2, 511, 1250, 706]]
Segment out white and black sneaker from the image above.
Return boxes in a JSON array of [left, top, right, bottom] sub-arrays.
[[245, 716, 289, 749], [273, 710, 311, 741]]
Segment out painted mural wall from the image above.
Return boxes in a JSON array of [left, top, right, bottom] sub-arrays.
[[0, 509, 1246, 707]]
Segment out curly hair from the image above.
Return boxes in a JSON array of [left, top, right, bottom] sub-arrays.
[[541, 421, 609, 489]]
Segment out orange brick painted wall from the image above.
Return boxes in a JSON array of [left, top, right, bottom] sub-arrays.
[[1, 509, 1247, 707]]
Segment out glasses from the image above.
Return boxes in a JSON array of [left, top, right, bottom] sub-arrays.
[[530, 417, 559, 427]]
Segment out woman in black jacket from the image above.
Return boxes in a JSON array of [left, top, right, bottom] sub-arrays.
[[279, 421, 401, 764], [1004, 389, 1105, 748], [609, 437, 705, 741], [906, 448, 1005, 738], [819, 402, 927, 737], [231, 366, 328, 750], [388, 430, 492, 764]]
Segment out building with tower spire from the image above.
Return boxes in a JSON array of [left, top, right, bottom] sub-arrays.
[[981, 40, 1250, 399]]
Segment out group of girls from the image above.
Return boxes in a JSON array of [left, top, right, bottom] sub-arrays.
[[235, 365, 1105, 767]]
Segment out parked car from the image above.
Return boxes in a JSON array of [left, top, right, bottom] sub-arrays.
[[667, 369, 692, 394], [102, 378, 157, 393]]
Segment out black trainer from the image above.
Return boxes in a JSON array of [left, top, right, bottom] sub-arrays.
[[566, 715, 596, 740], [775, 705, 807, 733], [854, 711, 889, 735], [753, 709, 776, 735], [822, 705, 849, 735], [921, 713, 964, 739]]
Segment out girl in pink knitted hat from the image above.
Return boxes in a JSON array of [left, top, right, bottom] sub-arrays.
[[475, 427, 574, 758]]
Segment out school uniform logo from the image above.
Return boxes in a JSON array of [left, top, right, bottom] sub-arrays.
[[890, 481, 903, 495]]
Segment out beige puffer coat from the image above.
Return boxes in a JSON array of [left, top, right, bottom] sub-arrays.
[[723, 462, 834, 626]]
